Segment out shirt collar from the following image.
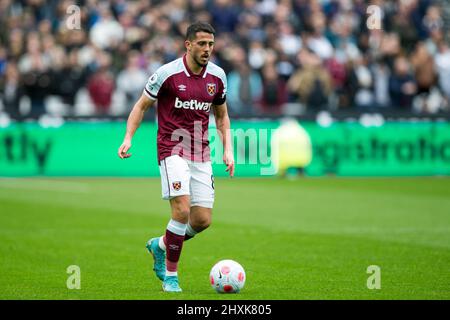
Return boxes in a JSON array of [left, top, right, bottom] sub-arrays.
[[183, 54, 207, 78]]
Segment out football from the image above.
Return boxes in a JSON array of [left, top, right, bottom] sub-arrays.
[[209, 259, 246, 293]]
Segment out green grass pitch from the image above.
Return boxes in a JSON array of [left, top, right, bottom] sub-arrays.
[[0, 177, 449, 300]]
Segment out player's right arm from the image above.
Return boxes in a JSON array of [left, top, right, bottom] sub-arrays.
[[118, 94, 155, 159]]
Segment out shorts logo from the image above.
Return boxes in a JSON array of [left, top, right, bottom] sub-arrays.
[[172, 181, 182, 191], [207, 83, 216, 96]]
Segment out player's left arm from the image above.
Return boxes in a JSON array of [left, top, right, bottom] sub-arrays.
[[213, 102, 234, 178]]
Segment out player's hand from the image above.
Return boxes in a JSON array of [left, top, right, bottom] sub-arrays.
[[223, 151, 235, 178], [118, 139, 132, 159]]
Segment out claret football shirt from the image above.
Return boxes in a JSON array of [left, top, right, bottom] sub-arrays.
[[144, 54, 227, 163]]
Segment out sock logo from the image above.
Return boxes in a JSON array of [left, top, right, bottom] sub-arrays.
[[169, 244, 180, 250]]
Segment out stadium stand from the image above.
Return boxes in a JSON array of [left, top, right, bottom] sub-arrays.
[[0, 0, 449, 121]]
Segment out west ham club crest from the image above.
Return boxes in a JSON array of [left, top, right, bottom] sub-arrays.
[[172, 181, 182, 191], [207, 83, 216, 96]]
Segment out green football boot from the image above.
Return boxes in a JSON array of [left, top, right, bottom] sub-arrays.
[[162, 275, 182, 292], [146, 237, 166, 281]]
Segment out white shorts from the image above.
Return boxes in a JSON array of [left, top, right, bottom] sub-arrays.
[[159, 155, 215, 208]]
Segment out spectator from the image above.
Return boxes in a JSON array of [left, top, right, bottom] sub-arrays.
[[89, 4, 124, 50], [410, 42, 440, 113], [288, 49, 333, 111], [52, 50, 88, 113], [277, 22, 302, 58], [377, 32, 402, 68], [324, 55, 347, 108], [305, 12, 334, 61], [259, 63, 288, 115], [422, 5, 444, 38], [117, 50, 148, 108], [0, 46, 6, 76], [434, 41, 450, 104], [0, 62, 23, 119], [237, 10, 265, 43], [210, 0, 240, 33], [188, 0, 208, 14], [7, 29, 25, 61], [371, 58, 392, 109], [226, 48, 262, 117], [389, 56, 417, 110], [348, 55, 375, 109], [248, 40, 267, 70], [22, 66, 51, 118], [18, 32, 51, 73], [328, 10, 361, 63], [19, 33, 51, 118], [87, 52, 115, 115], [390, 0, 420, 52]]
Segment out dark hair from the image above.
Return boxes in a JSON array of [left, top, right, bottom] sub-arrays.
[[185, 22, 216, 41]]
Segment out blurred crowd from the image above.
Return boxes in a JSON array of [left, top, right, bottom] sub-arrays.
[[0, 0, 450, 120]]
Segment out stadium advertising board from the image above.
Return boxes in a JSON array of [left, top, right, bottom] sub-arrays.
[[0, 121, 448, 177]]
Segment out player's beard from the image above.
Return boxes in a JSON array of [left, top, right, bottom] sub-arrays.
[[195, 53, 209, 67]]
